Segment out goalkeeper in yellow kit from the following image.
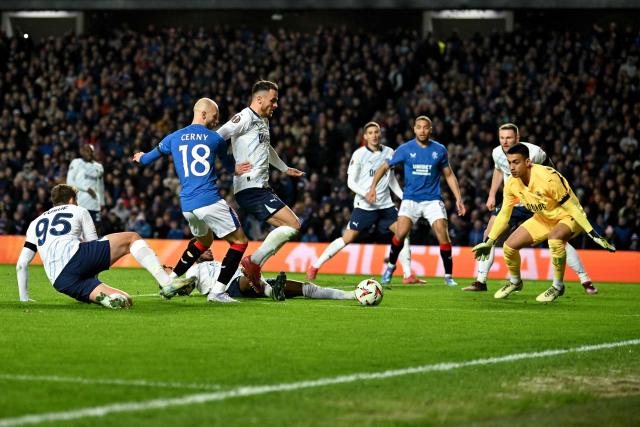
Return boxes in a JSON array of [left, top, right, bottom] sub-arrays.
[[472, 144, 615, 302]]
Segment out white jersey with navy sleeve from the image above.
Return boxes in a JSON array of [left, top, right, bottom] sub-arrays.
[[24, 204, 98, 284], [67, 158, 104, 211], [348, 145, 395, 210], [217, 107, 278, 194], [186, 261, 242, 296], [492, 142, 547, 185]]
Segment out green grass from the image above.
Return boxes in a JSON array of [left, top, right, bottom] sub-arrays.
[[0, 264, 639, 426]]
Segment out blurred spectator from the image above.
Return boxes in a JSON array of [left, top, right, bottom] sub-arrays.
[[0, 23, 637, 249]]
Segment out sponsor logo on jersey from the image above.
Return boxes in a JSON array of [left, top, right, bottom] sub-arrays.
[[410, 153, 417, 158], [432, 152, 439, 159], [264, 204, 276, 214]]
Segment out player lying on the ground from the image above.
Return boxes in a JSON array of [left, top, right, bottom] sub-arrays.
[[181, 250, 355, 302], [471, 144, 615, 303], [16, 184, 195, 309]]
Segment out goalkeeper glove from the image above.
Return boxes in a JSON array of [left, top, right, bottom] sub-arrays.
[[588, 231, 616, 252], [472, 238, 495, 261]]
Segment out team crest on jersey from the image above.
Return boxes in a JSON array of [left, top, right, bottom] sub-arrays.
[[232, 114, 241, 123], [432, 152, 439, 160]]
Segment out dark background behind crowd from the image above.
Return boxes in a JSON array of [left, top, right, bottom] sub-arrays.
[[0, 14, 638, 250]]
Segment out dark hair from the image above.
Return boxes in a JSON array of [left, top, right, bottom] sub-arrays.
[[506, 143, 529, 158], [51, 184, 77, 206], [252, 80, 278, 95]]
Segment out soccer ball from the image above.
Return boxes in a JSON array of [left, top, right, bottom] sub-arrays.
[[355, 278, 383, 306]]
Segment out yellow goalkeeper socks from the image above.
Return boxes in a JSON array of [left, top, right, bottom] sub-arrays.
[[503, 243, 521, 284], [549, 239, 566, 288]]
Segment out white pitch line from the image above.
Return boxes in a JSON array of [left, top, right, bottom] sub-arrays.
[[0, 338, 638, 427], [0, 374, 221, 391]]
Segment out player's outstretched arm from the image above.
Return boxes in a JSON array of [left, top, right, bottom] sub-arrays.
[[132, 148, 164, 166], [16, 246, 36, 302], [561, 199, 616, 252]]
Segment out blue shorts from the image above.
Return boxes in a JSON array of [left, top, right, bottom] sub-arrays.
[[348, 207, 398, 233], [53, 240, 111, 303], [235, 188, 287, 222], [493, 204, 533, 228], [226, 276, 270, 298]]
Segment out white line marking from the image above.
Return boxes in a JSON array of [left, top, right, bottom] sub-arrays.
[[0, 338, 638, 427], [0, 374, 221, 391]]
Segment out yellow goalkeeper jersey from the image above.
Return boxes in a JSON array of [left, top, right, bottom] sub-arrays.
[[503, 164, 584, 224]]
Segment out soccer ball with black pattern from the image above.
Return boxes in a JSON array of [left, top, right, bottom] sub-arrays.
[[355, 279, 383, 306]]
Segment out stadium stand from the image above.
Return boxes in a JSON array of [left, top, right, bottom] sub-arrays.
[[0, 22, 638, 249]]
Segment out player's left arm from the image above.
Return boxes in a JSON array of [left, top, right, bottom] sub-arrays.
[[268, 145, 304, 177], [16, 224, 38, 302], [441, 166, 466, 216], [133, 134, 172, 165], [552, 175, 615, 251]]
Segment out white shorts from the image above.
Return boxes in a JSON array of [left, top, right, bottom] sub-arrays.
[[182, 200, 240, 238], [398, 199, 447, 225]]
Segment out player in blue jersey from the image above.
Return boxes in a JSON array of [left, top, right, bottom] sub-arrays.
[[367, 116, 466, 286], [133, 98, 252, 303]]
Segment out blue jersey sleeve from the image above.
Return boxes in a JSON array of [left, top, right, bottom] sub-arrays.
[[387, 147, 405, 167], [439, 148, 450, 169], [157, 133, 173, 154], [140, 133, 173, 165]]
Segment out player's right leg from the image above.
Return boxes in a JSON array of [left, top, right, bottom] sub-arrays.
[[494, 223, 535, 299], [173, 212, 214, 277], [307, 228, 359, 280], [382, 204, 414, 284], [90, 283, 132, 309], [565, 242, 597, 294], [105, 231, 195, 299], [464, 213, 498, 292], [52, 239, 132, 308]]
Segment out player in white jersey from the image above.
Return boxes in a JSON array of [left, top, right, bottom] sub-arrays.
[[15, 184, 195, 309], [183, 250, 355, 302], [217, 80, 304, 288], [306, 122, 422, 285], [463, 123, 596, 294], [66, 144, 105, 234]]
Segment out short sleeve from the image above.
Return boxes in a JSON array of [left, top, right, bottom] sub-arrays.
[[387, 147, 405, 167], [531, 146, 547, 165], [217, 111, 251, 140], [438, 148, 450, 169]]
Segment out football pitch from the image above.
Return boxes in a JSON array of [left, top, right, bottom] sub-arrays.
[[0, 265, 639, 426]]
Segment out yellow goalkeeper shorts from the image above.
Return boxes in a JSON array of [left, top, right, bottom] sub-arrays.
[[520, 214, 584, 245]]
